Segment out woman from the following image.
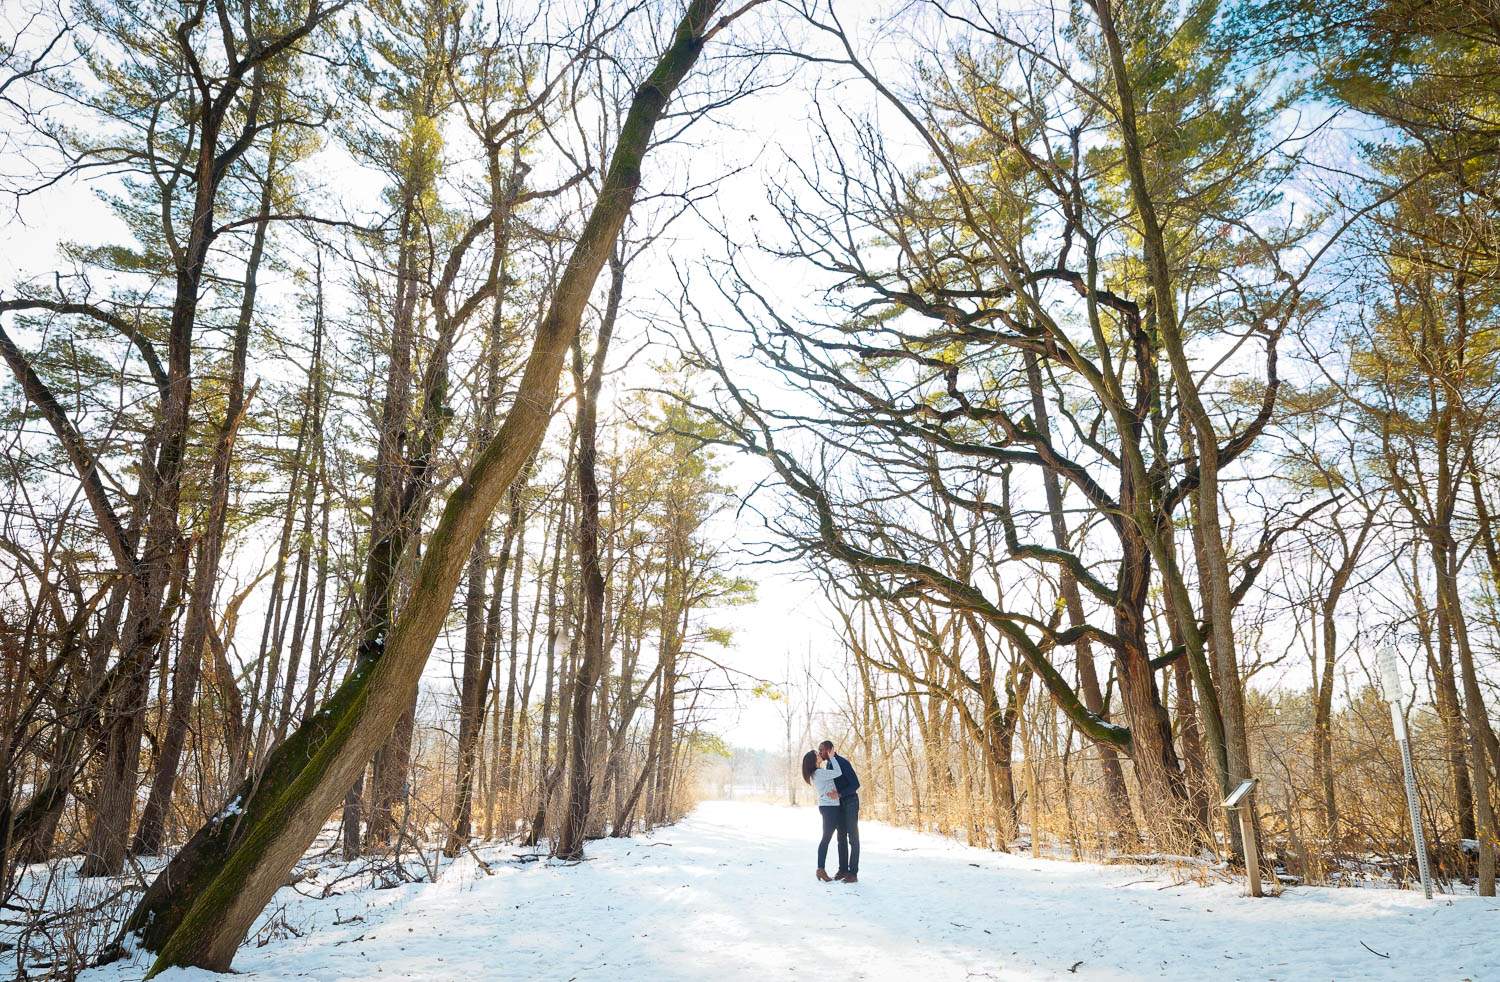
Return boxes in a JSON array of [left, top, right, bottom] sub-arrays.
[[802, 748, 842, 882]]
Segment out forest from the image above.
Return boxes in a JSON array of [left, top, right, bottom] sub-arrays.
[[0, 0, 1495, 979]]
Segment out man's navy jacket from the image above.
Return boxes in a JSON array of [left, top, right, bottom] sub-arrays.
[[833, 754, 860, 799]]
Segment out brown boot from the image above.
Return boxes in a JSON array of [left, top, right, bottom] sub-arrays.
[[816, 869, 832, 882], [841, 873, 858, 884], [833, 871, 848, 881]]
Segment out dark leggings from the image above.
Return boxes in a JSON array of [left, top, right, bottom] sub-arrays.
[[817, 805, 843, 870]]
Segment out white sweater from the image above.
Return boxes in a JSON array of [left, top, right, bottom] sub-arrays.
[[811, 757, 842, 807]]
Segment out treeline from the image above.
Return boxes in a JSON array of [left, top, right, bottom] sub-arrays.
[[1, 0, 1498, 974], [0, 0, 759, 976], [676, 0, 1500, 893]]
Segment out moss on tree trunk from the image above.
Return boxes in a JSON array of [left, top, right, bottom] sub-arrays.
[[123, 3, 727, 973]]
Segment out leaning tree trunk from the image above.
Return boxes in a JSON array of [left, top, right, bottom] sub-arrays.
[[122, 7, 725, 972]]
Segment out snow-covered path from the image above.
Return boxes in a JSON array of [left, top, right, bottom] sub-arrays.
[[92, 800, 1497, 981]]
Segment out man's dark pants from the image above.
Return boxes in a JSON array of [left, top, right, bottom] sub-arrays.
[[836, 794, 860, 875]]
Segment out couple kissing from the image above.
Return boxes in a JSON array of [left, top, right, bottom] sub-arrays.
[[801, 740, 861, 884]]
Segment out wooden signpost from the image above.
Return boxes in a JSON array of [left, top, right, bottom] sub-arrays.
[[1223, 778, 1262, 897]]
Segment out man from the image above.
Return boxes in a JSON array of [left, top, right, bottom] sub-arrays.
[[819, 740, 860, 883]]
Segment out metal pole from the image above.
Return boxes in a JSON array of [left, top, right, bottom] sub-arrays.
[[1381, 648, 1433, 899], [1388, 702, 1434, 899]]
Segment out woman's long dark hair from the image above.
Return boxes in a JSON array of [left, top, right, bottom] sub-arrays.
[[801, 750, 818, 785]]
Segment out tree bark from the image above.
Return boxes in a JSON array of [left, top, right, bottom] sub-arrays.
[[1435, 533, 1496, 895], [125, 8, 724, 968], [131, 157, 274, 856], [557, 258, 623, 859], [447, 156, 527, 854], [1093, 0, 1247, 854], [1408, 562, 1475, 841], [1024, 353, 1136, 840]]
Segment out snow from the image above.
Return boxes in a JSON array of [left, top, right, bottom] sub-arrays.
[[213, 796, 245, 824], [78, 800, 1498, 982]]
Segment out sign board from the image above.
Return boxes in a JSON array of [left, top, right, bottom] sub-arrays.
[[1222, 777, 1257, 809], [1379, 647, 1404, 703], [1375, 643, 1434, 899], [1219, 777, 1263, 897]]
